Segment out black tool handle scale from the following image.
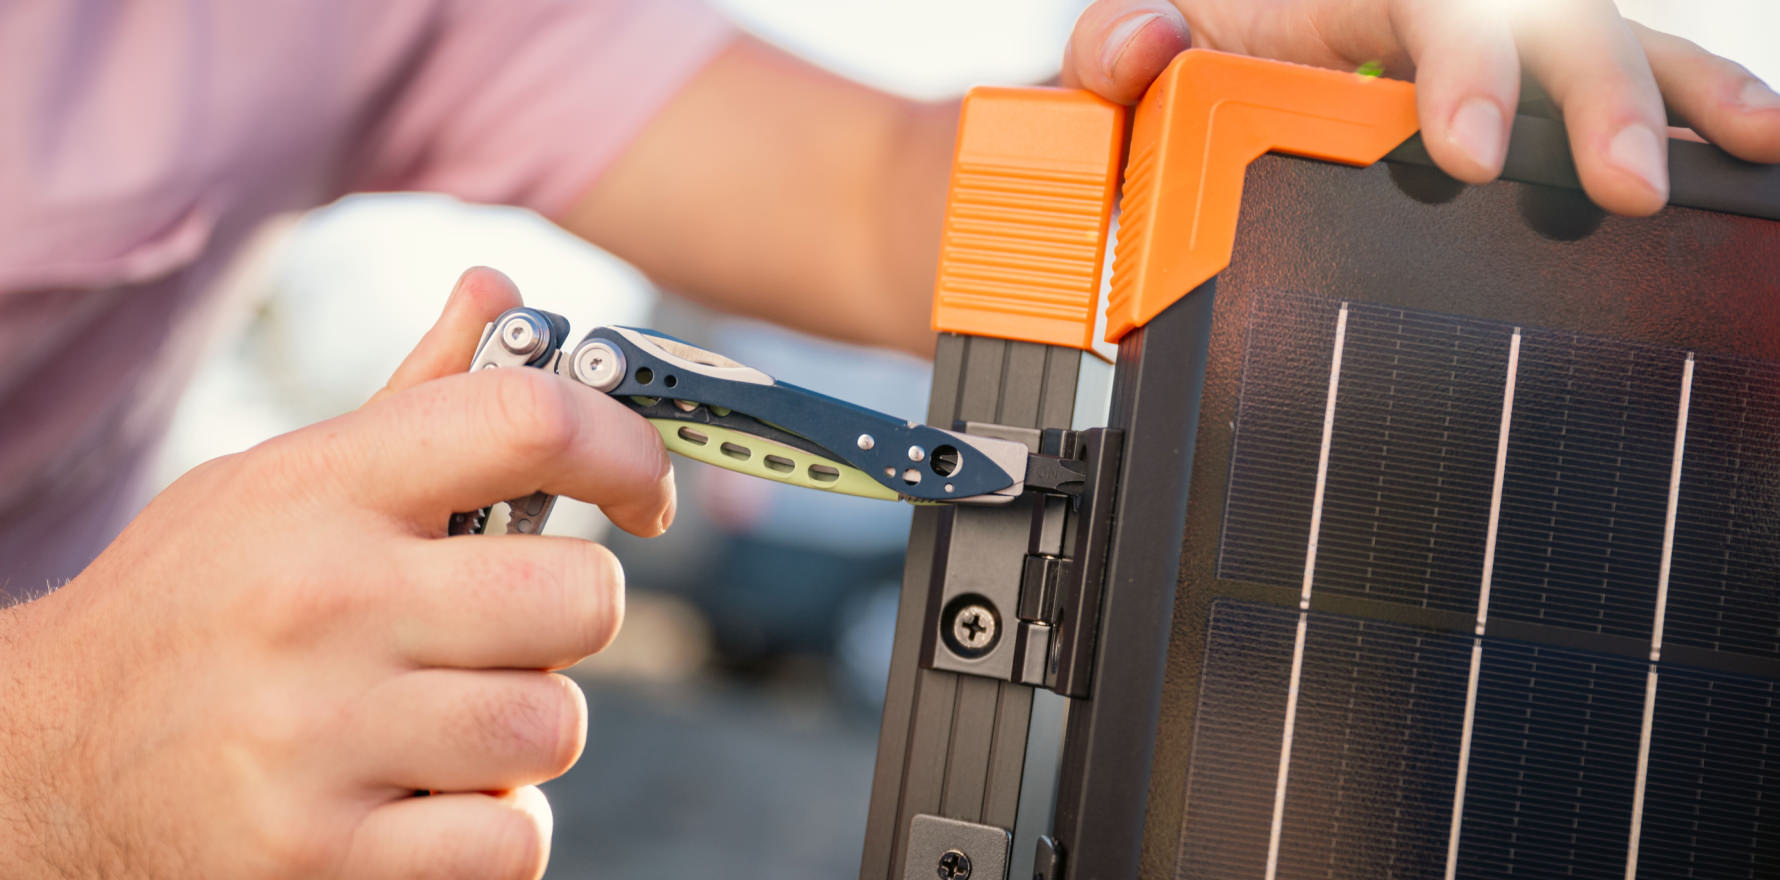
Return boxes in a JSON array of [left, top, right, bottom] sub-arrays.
[[586, 326, 1019, 502]]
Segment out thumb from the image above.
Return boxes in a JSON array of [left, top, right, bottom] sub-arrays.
[[371, 266, 525, 404], [1061, 0, 1191, 105]]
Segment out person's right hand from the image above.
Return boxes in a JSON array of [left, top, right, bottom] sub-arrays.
[[1063, 0, 1780, 216], [0, 267, 674, 879]]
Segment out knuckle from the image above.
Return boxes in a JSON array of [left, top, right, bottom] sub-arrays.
[[488, 369, 579, 463], [250, 419, 354, 498], [240, 793, 338, 876], [246, 551, 387, 640], [245, 565, 350, 642], [213, 706, 344, 876], [265, 821, 341, 878], [232, 689, 318, 763], [170, 450, 243, 492]]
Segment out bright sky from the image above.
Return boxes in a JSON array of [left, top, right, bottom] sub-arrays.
[[712, 0, 1779, 95]]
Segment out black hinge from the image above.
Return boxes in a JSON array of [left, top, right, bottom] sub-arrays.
[[920, 424, 1123, 699], [1038, 427, 1121, 698]]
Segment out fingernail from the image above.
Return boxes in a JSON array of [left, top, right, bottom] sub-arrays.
[[445, 268, 472, 300], [656, 467, 677, 533], [1608, 125, 1669, 198], [1739, 79, 1780, 111], [1447, 97, 1506, 172], [444, 266, 484, 308], [1100, 12, 1162, 79], [452, 265, 484, 290]]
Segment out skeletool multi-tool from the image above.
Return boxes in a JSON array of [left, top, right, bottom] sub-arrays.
[[448, 308, 1116, 538]]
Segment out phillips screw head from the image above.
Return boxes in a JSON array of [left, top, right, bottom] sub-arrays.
[[571, 340, 627, 393], [936, 849, 972, 880], [950, 604, 996, 653]]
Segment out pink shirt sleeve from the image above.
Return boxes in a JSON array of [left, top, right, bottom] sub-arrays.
[[348, 0, 733, 218]]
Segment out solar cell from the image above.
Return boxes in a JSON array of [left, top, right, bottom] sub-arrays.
[[1179, 288, 1780, 878]]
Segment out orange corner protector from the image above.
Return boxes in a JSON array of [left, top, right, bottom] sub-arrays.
[[1104, 50, 1420, 342], [932, 87, 1127, 350]]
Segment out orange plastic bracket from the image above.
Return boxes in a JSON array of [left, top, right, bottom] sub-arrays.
[[1105, 50, 1420, 342], [931, 87, 1127, 350]]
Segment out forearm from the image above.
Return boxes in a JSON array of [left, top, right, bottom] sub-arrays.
[[861, 98, 957, 356], [0, 595, 102, 878], [0, 602, 45, 869], [559, 36, 956, 356]]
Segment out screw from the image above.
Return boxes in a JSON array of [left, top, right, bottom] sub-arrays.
[[951, 604, 996, 652], [857, 434, 876, 451], [908, 445, 926, 463], [497, 313, 547, 359], [571, 340, 626, 392], [937, 849, 972, 880]]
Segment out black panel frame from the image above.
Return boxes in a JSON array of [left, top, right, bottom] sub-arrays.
[[860, 334, 1080, 880]]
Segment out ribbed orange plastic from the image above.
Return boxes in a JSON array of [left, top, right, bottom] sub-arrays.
[[931, 87, 1126, 350], [1105, 51, 1420, 341]]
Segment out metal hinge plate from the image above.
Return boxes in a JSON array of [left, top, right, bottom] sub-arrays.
[[920, 426, 1123, 698]]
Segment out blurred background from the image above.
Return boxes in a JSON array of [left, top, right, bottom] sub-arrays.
[[149, 2, 1777, 877]]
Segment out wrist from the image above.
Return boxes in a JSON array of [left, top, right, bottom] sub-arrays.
[[876, 98, 957, 358], [0, 591, 112, 878], [0, 598, 53, 875]]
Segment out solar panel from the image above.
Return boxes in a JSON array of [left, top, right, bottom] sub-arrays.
[[864, 57, 1780, 880], [1169, 277, 1780, 877]]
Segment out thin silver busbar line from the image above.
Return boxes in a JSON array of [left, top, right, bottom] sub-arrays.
[[1624, 351, 1695, 880], [1442, 326, 1522, 880], [1263, 302, 1348, 880]]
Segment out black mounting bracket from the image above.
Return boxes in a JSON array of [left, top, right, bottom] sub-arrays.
[[918, 425, 1124, 698]]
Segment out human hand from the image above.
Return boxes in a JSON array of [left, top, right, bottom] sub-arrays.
[[0, 268, 674, 879], [1063, 0, 1780, 215]]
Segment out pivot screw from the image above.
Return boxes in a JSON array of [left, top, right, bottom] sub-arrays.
[[497, 313, 548, 360], [950, 604, 996, 653], [571, 340, 626, 393], [937, 849, 971, 880]]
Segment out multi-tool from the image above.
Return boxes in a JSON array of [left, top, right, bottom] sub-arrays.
[[447, 308, 1109, 537]]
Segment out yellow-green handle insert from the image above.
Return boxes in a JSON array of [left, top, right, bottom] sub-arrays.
[[652, 419, 900, 502]]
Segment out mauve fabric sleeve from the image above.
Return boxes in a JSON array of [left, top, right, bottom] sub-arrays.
[[346, 0, 733, 218]]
